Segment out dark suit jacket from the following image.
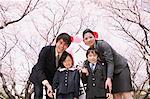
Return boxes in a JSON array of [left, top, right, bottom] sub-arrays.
[[29, 46, 68, 85], [94, 40, 128, 79], [81, 60, 107, 98], [52, 68, 80, 97]]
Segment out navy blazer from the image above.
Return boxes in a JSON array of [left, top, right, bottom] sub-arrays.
[[29, 46, 68, 85], [81, 60, 107, 98], [52, 68, 80, 97], [95, 40, 128, 79]]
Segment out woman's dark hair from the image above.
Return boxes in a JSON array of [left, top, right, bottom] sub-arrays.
[[58, 52, 74, 68], [56, 33, 71, 47], [83, 28, 94, 38]]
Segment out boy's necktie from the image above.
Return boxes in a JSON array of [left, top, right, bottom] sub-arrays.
[[91, 63, 95, 71]]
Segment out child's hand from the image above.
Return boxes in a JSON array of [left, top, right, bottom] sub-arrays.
[[81, 68, 89, 76], [76, 65, 82, 71], [74, 97, 78, 99]]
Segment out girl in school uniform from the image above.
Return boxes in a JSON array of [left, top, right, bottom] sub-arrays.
[[52, 52, 80, 99]]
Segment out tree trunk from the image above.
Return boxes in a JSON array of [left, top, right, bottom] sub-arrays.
[[0, 73, 15, 99]]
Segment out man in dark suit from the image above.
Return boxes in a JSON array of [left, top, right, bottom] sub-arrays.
[[29, 33, 72, 99]]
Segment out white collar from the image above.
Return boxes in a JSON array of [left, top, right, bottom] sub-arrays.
[[90, 63, 96, 66], [58, 67, 77, 72]]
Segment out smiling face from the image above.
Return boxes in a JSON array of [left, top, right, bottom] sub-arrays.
[[83, 32, 96, 47], [55, 39, 69, 53], [63, 55, 73, 68]]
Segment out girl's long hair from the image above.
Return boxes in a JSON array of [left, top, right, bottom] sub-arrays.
[[58, 52, 74, 68]]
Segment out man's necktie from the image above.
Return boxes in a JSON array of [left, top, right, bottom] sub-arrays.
[[56, 54, 59, 68]]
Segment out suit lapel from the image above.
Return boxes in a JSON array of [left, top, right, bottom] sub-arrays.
[[93, 63, 102, 73], [93, 63, 98, 73], [86, 63, 93, 73], [94, 63, 98, 70], [48, 46, 57, 69]]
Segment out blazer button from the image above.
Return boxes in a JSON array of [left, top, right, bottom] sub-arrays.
[[65, 83, 67, 86], [65, 80, 67, 82], [65, 77, 67, 79], [92, 78, 95, 81], [92, 83, 96, 87], [102, 63, 104, 65]]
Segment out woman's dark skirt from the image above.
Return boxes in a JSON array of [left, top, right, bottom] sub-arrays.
[[112, 66, 133, 94]]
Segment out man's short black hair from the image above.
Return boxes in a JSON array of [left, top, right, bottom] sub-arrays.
[[56, 33, 71, 46]]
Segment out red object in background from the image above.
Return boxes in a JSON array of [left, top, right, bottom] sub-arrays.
[[70, 36, 74, 42], [93, 32, 98, 39], [70, 35, 82, 43]]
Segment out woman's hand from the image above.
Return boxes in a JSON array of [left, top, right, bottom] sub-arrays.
[[105, 78, 112, 93]]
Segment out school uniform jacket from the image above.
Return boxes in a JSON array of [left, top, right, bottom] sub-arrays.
[[29, 46, 68, 85], [81, 60, 107, 99], [52, 68, 80, 98], [94, 40, 128, 79]]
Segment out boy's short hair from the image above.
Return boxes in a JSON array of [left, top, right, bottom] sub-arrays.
[[86, 47, 106, 62], [56, 33, 71, 46], [86, 47, 99, 58]]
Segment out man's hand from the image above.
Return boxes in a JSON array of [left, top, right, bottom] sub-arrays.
[[46, 83, 53, 97], [105, 78, 112, 93], [42, 80, 53, 98], [47, 91, 53, 98], [53, 92, 56, 99]]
